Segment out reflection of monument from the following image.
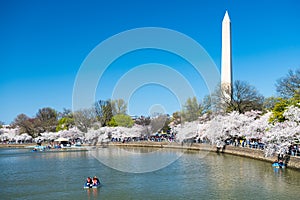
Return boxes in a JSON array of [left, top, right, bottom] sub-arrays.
[[221, 11, 232, 100]]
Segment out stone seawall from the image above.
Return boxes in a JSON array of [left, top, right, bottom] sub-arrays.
[[0, 144, 34, 148], [110, 142, 300, 170], [2, 142, 300, 170]]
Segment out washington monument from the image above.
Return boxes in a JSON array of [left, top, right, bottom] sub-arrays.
[[221, 10, 232, 100]]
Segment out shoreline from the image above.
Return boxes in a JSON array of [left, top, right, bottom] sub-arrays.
[[0, 143, 88, 152], [1, 142, 300, 170], [108, 142, 300, 170], [0, 144, 35, 148]]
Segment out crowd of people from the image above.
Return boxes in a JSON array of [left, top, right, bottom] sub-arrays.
[[110, 133, 176, 143], [289, 144, 300, 156]]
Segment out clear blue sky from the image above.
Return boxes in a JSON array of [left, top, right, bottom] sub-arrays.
[[1, 0, 300, 124]]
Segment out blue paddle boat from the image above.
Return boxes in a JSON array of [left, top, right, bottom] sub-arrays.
[[272, 161, 286, 168], [84, 176, 101, 189]]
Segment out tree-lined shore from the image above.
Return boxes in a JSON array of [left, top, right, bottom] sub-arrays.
[[1, 68, 300, 158]]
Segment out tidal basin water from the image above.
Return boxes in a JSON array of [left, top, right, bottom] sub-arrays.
[[1, 147, 300, 200]]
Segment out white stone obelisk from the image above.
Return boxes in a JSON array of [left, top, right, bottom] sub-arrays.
[[221, 10, 232, 100]]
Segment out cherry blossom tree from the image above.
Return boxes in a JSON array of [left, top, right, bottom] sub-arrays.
[[263, 105, 300, 156]]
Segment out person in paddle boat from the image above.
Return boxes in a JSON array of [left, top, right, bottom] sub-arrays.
[[85, 177, 93, 188], [92, 176, 100, 186], [272, 159, 286, 168], [273, 159, 278, 164]]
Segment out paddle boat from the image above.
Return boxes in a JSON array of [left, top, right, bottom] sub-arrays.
[[272, 161, 286, 168], [84, 176, 101, 189], [31, 145, 46, 152], [84, 182, 101, 189]]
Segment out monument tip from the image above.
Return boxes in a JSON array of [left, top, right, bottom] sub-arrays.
[[223, 10, 230, 22]]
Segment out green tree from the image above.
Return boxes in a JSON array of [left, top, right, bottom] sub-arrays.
[[269, 98, 289, 123], [56, 117, 75, 131], [269, 96, 300, 123], [263, 97, 281, 112], [182, 97, 203, 122], [94, 100, 113, 126], [109, 114, 134, 128], [56, 108, 75, 131], [276, 69, 300, 99], [107, 117, 118, 127]]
